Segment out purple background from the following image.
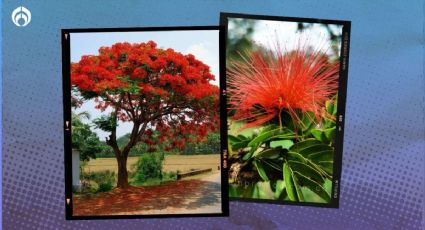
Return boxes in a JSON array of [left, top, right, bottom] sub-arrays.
[[2, 1, 424, 229]]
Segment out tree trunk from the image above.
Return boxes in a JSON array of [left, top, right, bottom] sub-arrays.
[[105, 112, 145, 189], [116, 154, 129, 189]]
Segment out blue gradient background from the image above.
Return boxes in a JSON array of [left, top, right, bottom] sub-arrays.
[[2, 1, 424, 229]]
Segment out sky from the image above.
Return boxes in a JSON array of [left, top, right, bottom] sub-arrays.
[[229, 18, 343, 56], [70, 30, 219, 140]]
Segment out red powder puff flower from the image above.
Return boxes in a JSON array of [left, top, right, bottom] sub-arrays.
[[227, 43, 339, 130]]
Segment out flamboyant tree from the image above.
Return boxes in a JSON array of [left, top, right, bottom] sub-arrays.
[[71, 41, 219, 188]]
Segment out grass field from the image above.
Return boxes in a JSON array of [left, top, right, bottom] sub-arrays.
[[83, 154, 220, 174]]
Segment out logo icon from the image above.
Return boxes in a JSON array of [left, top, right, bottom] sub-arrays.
[[11, 6, 31, 27]]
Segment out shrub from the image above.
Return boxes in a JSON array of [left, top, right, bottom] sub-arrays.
[[182, 132, 220, 155], [162, 171, 178, 182], [80, 170, 116, 193], [130, 152, 164, 185], [98, 181, 114, 192]]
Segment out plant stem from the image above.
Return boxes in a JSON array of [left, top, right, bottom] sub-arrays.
[[278, 109, 283, 129]]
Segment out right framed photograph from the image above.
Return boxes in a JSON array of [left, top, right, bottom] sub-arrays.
[[221, 13, 350, 207]]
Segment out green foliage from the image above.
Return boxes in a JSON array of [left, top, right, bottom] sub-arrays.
[[182, 132, 220, 155], [129, 152, 178, 186], [226, 20, 341, 203], [72, 112, 102, 161], [93, 115, 117, 132], [229, 181, 275, 200], [98, 182, 114, 192], [226, 18, 256, 63], [162, 171, 178, 182], [130, 152, 164, 185], [79, 90, 98, 100], [228, 97, 338, 203], [95, 143, 115, 158], [94, 131, 222, 158], [309, 96, 338, 145], [80, 132, 151, 159], [96, 133, 150, 157], [80, 170, 116, 193], [117, 133, 131, 148]]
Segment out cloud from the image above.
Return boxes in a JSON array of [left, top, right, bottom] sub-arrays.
[[185, 42, 220, 86]]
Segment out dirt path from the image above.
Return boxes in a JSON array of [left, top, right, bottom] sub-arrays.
[[73, 172, 222, 216], [201, 171, 221, 182]]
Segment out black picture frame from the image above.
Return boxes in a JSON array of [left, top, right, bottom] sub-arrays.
[[220, 12, 351, 208], [62, 26, 229, 219]]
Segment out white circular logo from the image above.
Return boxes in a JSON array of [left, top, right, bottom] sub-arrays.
[[11, 6, 31, 27]]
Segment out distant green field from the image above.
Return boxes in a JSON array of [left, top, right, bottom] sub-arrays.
[[83, 154, 220, 174]]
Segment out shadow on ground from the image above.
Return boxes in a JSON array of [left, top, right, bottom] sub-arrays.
[[73, 176, 221, 216]]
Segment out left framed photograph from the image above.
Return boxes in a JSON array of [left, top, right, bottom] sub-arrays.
[[62, 26, 229, 219]]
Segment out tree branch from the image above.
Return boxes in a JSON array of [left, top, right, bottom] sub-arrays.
[[126, 92, 136, 118], [121, 120, 141, 158], [105, 109, 121, 157]]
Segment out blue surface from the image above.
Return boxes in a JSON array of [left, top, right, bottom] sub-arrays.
[[2, 1, 424, 229], [0, 0, 3, 228]]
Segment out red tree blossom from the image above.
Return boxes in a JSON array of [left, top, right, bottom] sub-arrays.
[[71, 41, 219, 188], [227, 43, 339, 130]]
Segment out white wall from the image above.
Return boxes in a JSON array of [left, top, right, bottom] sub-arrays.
[[72, 149, 81, 191]]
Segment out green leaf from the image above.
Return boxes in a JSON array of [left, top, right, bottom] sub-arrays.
[[93, 115, 117, 132], [229, 184, 256, 198], [244, 185, 257, 198], [242, 152, 253, 161], [237, 135, 248, 140], [288, 141, 334, 179], [228, 134, 241, 143], [299, 144, 333, 157], [294, 172, 331, 203], [252, 184, 260, 198], [300, 112, 316, 132], [229, 185, 241, 198], [229, 183, 265, 199], [312, 127, 336, 142], [270, 140, 294, 149], [253, 160, 269, 181], [231, 139, 251, 151], [229, 134, 252, 151], [289, 139, 322, 152], [283, 162, 297, 201], [292, 174, 304, 202], [309, 150, 334, 162], [228, 142, 237, 157], [287, 160, 325, 184], [332, 97, 338, 116], [248, 128, 294, 147], [254, 148, 282, 159], [311, 129, 326, 142], [287, 151, 307, 163], [325, 96, 338, 116], [325, 100, 334, 115], [274, 180, 286, 199], [323, 119, 333, 129], [269, 134, 297, 140], [242, 142, 258, 161], [317, 161, 333, 175], [256, 181, 275, 199], [286, 139, 334, 191], [277, 139, 335, 203], [261, 159, 283, 172], [324, 127, 336, 140]]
